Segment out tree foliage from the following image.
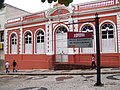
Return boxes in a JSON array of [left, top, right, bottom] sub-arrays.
[[41, 0, 73, 6], [0, 0, 5, 9]]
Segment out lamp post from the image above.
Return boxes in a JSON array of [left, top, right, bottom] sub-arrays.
[[94, 13, 103, 86]]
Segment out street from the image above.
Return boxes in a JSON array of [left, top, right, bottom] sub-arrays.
[[0, 74, 120, 90]]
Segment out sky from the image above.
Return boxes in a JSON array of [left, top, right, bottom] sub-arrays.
[[4, 0, 96, 13]]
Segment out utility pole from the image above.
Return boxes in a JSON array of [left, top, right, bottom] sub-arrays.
[[94, 13, 103, 86]]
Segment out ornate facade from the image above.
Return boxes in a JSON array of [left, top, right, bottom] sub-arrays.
[[5, 0, 120, 69]]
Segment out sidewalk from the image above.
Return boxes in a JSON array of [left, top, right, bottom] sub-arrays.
[[0, 68, 120, 75]]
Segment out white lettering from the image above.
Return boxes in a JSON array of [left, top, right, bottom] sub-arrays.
[[74, 33, 85, 38]]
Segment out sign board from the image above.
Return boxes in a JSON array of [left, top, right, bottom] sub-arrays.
[[67, 32, 93, 48]]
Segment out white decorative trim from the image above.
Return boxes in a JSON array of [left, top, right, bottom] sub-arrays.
[[45, 23, 49, 55], [46, 5, 72, 17], [7, 17, 22, 24], [6, 22, 46, 31], [68, 18, 73, 32], [73, 13, 117, 21], [4, 30, 8, 54], [117, 13, 120, 52], [53, 24, 69, 33], [49, 23, 53, 55], [74, 19, 78, 32], [53, 23, 57, 28], [19, 27, 23, 54], [6, 19, 70, 32], [6, 27, 21, 31], [46, 21, 54, 55]]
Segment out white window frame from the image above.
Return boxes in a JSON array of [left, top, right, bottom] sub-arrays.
[[101, 23, 115, 53], [36, 30, 45, 54], [24, 31, 32, 54], [11, 33, 17, 54]]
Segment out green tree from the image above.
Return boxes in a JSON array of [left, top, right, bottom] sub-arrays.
[[41, 0, 73, 6], [0, 0, 5, 9]]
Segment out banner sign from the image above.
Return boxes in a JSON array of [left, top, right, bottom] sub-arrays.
[[67, 32, 93, 48]]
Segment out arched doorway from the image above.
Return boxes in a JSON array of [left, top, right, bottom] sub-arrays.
[[55, 26, 68, 62]]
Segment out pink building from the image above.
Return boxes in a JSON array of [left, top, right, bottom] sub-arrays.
[[5, 0, 120, 69]]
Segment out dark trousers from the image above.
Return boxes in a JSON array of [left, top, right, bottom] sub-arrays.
[[13, 67, 17, 72], [6, 68, 9, 73], [91, 61, 96, 69]]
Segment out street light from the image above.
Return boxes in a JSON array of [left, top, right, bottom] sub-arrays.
[[94, 12, 103, 86]]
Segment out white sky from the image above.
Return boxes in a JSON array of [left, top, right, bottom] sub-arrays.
[[5, 0, 96, 13]]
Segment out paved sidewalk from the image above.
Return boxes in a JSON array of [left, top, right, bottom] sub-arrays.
[[0, 68, 120, 90], [0, 68, 120, 75]]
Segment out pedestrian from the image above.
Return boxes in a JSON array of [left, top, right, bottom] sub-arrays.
[[91, 54, 96, 69], [5, 61, 10, 73], [12, 60, 17, 72]]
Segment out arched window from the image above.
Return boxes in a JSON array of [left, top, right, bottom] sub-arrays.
[[25, 32, 32, 44], [24, 31, 32, 54], [11, 33, 17, 54], [36, 30, 45, 54], [36, 30, 44, 43], [101, 23, 114, 39], [11, 33, 17, 45], [82, 25, 93, 32], [56, 26, 67, 34], [81, 24, 95, 53], [101, 23, 115, 52]]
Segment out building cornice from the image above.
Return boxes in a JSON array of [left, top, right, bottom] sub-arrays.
[[72, 5, 120, 16], [6, 18, 48, 28], [6, 4, 120, 28]]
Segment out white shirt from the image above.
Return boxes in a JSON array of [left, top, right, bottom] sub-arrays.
[[92, 57, 95, 62], [5, 62, 9, 68]]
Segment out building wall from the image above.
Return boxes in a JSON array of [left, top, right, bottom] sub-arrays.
[[0, 4, 31, 71], [5, 54, 54, 69], [5, 0, 120, 69]]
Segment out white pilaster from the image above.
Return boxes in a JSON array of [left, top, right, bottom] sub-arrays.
[[68, 18, 73, 32], [4, 30, 8, 54], [46, 21, 53, 55], [117, 12, 120, 52], [19, 27, 23, 54], [73, 19, 78, 32]]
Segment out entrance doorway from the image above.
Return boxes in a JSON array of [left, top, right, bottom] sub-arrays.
[[56, 26, 68, 62]]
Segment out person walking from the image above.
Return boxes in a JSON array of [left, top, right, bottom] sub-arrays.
[[91, 54, 96, 69], [5, 61, 10, 73], [12, 60, 17, 72]]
